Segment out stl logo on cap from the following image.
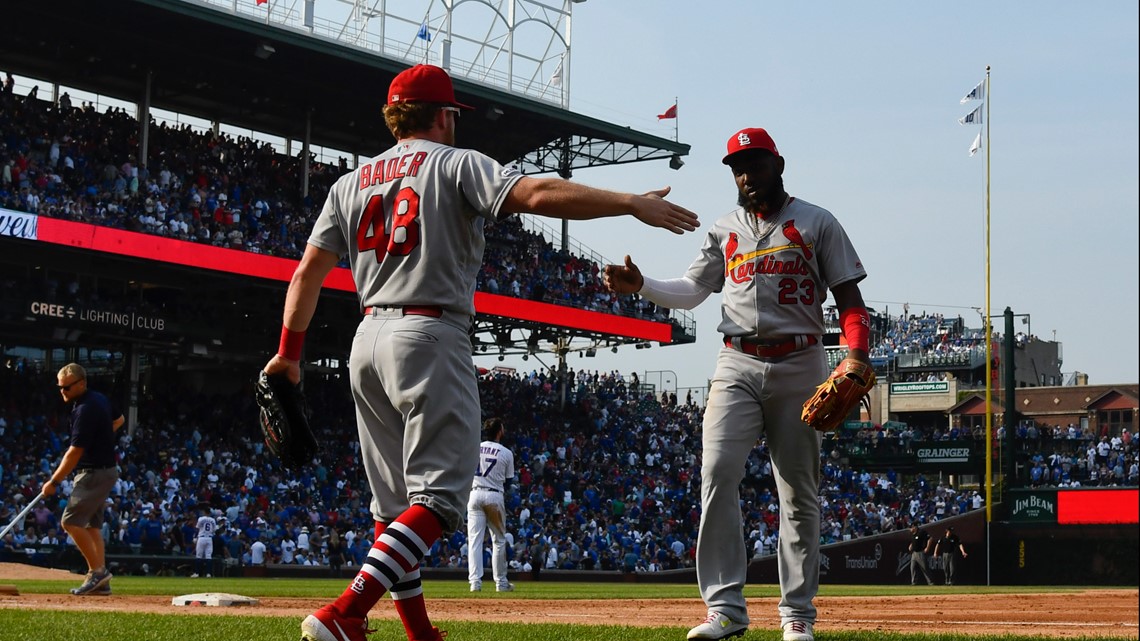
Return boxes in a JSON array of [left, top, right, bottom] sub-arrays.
[[723, 127, 779, 164]]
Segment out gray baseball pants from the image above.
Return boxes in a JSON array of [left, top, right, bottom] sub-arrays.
[[695, 344, 825, 627]]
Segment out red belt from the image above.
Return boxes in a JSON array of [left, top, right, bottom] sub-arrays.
[[724, 335, 818, 359], [363, 305, 443, 318]]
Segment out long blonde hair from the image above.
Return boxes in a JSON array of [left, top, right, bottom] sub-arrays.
[[383, 102, 442, 140]]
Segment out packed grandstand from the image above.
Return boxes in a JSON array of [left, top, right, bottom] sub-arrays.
[[1, 350, 1135, 574], [2, 76, 1136, 576], [0, 79, 669, 324]]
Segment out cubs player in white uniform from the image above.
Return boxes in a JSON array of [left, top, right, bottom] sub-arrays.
[[191, 510, 216, 578], [261, 64, 698, 641], [467, 417, 515, 592], [604, 127, 871, 641]]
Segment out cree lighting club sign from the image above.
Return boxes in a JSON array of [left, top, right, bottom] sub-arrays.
[[29, 301, 168, 333]]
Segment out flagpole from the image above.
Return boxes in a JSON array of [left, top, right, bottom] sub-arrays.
[[665, 94, 674, 140], [982, 64, 992, 587]]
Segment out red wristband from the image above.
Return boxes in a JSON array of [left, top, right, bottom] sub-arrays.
[[278, 326, 306, 361], [839, 307, 871, 352]]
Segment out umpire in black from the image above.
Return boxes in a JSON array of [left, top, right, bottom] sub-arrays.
[[41, 363, 124, 595], [907, 523, 935, 585], [934, 526, 968, 585]]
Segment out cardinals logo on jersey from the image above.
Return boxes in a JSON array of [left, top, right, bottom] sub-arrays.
[[725, 226, 812, 284], [725, 232, 742, 271], [781, 220, 813, 260]]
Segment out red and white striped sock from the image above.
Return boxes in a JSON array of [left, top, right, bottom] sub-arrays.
[[392, 566, 434, 640], [332, 505, 442, 620], [371, 521, 437, 640]]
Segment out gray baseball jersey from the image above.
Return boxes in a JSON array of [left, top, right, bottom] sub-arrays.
[[684, 197, 866, 628], [308, 139, 522, 534], [684, 198, 866, 337], [308, 139, 523, 315]]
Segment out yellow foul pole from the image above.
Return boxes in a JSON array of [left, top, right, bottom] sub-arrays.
[[982, 65, 993, 586]]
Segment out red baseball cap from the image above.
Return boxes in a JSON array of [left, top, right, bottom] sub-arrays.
[[722, 127, 780, 164], [387, 64, 473, 110]]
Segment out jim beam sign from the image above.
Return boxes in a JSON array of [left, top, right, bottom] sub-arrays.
[[1010, 491, 1058, 524]]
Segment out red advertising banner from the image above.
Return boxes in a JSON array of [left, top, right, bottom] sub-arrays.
[[1057, 489, 1139, 525], [27, 215, 673, 342]]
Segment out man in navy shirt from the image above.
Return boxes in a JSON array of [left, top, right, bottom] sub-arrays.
[[41, 363, 124, 596]]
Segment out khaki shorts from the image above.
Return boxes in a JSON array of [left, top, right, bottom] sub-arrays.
[[61, 467, 118, 529]]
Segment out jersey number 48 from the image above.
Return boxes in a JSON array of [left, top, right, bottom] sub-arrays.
[[357, 189, 421, 260]]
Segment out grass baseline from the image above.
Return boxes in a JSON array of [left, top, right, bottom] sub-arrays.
[[0, 610, 1131, 641]]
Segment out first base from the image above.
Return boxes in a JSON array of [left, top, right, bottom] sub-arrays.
[[172, 592, 259, 607]]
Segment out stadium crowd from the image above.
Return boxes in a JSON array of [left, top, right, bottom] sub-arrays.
[[2, 356, 1134, 577], [0, 84, 667, 322], [2, 80, 1136, 577]]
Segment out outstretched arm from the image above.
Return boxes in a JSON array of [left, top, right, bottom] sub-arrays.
[[503, 179, 698, 235], [603, 255, 711, 311]]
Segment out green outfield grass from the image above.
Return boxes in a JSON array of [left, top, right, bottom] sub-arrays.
[[1, 578, 1133, 641]]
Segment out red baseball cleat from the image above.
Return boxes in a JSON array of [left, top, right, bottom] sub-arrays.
[[300, 605, 374, 641]]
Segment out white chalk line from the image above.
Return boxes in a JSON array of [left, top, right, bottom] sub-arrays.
[[832, 618, 1137, 629]]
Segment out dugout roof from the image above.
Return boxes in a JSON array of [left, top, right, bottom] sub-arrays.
[[1, 0, 688, 174]]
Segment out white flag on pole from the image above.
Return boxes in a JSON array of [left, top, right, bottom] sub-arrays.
[[958, 105, 983, 125], [961, 79, 985, 103], [969, 132, 982, 156], [550, 56, 564, 87]]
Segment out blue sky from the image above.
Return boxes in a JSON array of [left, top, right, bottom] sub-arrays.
[[477, 1, 1139, 391], [14, 1, 1135, 393]]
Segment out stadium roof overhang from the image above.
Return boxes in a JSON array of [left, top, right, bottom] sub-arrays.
[[0, 0, 688, 174]]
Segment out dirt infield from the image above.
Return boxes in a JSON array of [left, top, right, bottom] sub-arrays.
[[2, 564, 1136, 638]]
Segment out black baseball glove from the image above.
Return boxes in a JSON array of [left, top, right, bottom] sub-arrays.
[[255, 370, 318, 470]]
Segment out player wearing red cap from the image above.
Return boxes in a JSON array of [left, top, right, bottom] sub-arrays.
[[262, 64, 698, 641], [604, 127, 870, 641]]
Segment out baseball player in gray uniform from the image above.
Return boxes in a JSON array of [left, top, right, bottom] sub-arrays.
[[604, 127, 871, 641], [467, 417, 515, 592], [261, 64, 698, 641]]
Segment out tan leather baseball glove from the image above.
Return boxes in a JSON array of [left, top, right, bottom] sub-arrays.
[[801, 358, 876, 432]]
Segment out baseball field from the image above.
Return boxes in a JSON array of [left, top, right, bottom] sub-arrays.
[[0, 563, 1135, 641]]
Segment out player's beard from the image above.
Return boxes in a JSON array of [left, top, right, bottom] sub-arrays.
[[737, 175, 784, 214]]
